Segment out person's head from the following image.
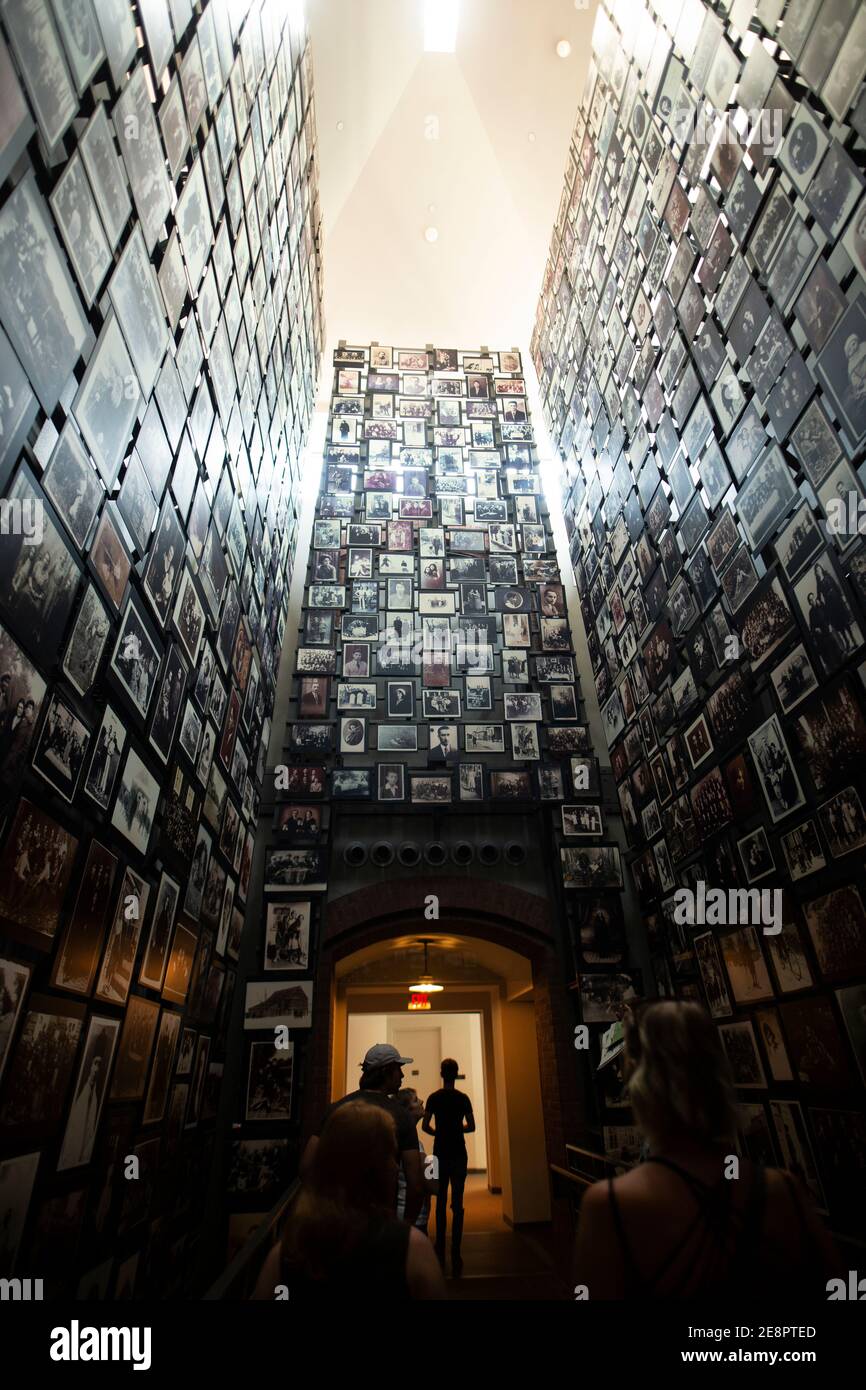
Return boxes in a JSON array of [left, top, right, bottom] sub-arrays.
[[310, 1102, 399, 1212], [437, 725, 450, 748], [440, 1057, 459, 1085], [397, 1087, 424, 1125], [358, 1043, 411, 1095], [624, 1001, 737, 1149]]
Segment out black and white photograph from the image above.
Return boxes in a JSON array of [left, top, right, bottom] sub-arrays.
[[83, 703, 126, 812], [717, 1021, 767, 1090], [561, 845, 623, 890], [409, 774, 452, 804], [747, 713, 807, 824], [264, 901, 311, 971], [62, 583, 110, 698], [817, 786, 866, 859], [94, 867, 150, 1006], [0, 467, 80, 664], [30, 688, 90, 803], [109, 593, 162, 721], [57, 1013, 119, 1171], [111, 745, 160, 854], [244, 980, 313, 1031], [816, 296, 866, 447], [245, 1041, 294, 1122], [792, 554, 863, 677], [49, 151, 111, 307], [735, 447, 798, 553]]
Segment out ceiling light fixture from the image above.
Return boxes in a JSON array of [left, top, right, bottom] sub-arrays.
[[425, 226, 439, 242], [556, 39, 572, 58], [409, 940, 444, 994], [424, 0, 459, 53], [528, 131, 536, 142], [336, 120, 344, 131]]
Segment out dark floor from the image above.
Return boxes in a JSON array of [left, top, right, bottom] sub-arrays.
[[433, 1174, 570, 1300]]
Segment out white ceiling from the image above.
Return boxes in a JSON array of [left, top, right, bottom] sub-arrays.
[[307, 0, 598, 369]]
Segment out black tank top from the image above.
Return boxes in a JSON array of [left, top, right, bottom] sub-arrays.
[[280, 1215, 411, 1302], [606, 1158, 825, 1298]]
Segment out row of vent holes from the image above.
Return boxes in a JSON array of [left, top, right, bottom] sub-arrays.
[[343, 841, 526, 868]]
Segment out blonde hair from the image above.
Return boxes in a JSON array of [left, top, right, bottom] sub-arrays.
[[624, 1001, 738, 1147]]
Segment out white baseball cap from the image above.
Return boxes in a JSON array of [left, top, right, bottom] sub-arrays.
[[361, 1043, 413, 1069]]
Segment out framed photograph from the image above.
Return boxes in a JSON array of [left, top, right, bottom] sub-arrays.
[[717, 1021, 767, 1089], [264, 901, 311, 971], [244, 980, 313, 1031], [0, 957, 31, 1085], [95, 866, 150, 1005], [31, 689, 91, 803], [57, 1012, 120, 1171], [377, 763, 406, 801], [111, 746, 160, 854], [770, 1101, 826, 1211], [245, 1042, 294, 1122], [0, 795, 79, 947], [110, 995, 160, 1101], [747, 714, 806, 824], [143, 498, 185, 629], [816, 297, 866, 447], [817, 786, 866, 859], [376, 723, 417, 753], [780, 997, 854, 1090], [0, 465, 81, 663], [561, 804, 603, 837], [735, 447, 798, 553], [734, 575, 794, 671], [173, 568, 206, 667], [409, 773, 452, 804], [263, 849, 326, 893], [332, 768, 374, 799], [791, 553, 863, 678], [109, 592, 163, 721], [71, 309, 137, 476], [61, 582, 111, 698], [89, 508, 131, 614], [561, 845, 623, 889], [694, 933, 733, 1019], [277, 805, 322, 843], [337, 682, 377, 712], [163, 920, 198, 1005], [719, 927, 774, 1004], [50, 152, 111, 307], [149, 643, 187, 764], [0, 994, 84, 1140], [457, 762, 484, 800], [578, 972, 641, 1024], [83, 703, 127, 812]]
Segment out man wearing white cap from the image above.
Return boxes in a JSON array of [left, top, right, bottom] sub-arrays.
[[300, 1043, 425, 1224]]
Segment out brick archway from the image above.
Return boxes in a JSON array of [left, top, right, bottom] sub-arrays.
[[303, 877, 586, 1224]]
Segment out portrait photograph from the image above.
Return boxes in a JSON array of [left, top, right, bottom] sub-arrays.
[[57, 1014, 120, 1171], [264, 901, 311, 971], [792, 553, 863, 677], [83, 704, 127, 812], [0, 466, 81, 665], [0, 956, 30, 1087]]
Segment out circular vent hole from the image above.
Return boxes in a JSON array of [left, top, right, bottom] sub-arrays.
[[478, 843, 500, 866], [344, 843, 367, 867], [451, 842, 474, 866], [398, 841, 421, 867], [424, 841, 447, 867], [370, 841, 395, 867], [504, 842, 526, 865]]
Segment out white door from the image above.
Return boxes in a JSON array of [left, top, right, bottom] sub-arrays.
[[391, 1025, 441, 1109]]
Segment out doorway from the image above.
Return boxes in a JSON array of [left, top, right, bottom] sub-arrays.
[[345, 1010, 488, 1169]]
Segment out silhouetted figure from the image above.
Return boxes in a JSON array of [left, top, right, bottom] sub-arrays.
[[423, 1058, 475, 1275], [255, 1102, 445, 1301], [574, 1001, 841, 1298]]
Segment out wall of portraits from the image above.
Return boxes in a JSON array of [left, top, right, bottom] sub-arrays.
[[533, 0, 866, 1228], [266, 338, 639, 1166], [0, 0, 323, 1297]]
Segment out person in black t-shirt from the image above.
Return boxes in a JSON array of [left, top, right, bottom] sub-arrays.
[[422, 1058, 475, 1275], [301, 1043, 425, 1225]]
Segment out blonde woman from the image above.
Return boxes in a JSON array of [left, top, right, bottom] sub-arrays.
[[574, 1001, 839, 1298]]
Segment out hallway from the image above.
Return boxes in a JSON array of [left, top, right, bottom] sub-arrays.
[[440, 1175, 570, 1301]]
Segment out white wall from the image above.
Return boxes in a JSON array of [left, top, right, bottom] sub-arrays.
[[346, 1010, 487, 1168]]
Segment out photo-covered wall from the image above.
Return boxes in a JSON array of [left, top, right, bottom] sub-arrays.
[[0, 0, 323, 1298], [533, 0, 866, 1235]]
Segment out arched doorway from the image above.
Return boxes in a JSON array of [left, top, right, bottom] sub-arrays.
[[300, 877, 586, 1276]]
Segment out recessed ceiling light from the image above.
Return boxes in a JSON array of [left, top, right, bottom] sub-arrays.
[[428, 203, 436, 213], [424, 0, 459, 53], [425, 226, 439, 243], [528, 132, 536, 142], [556, 39, 572, 58], [336, 121, 344, 131]]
